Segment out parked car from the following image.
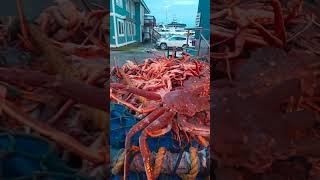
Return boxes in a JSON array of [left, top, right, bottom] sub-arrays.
[[156, 35, 194, 50]]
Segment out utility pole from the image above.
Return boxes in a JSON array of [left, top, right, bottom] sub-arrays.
[[166, 8, 167, 24], [164, 5, 169, 24]]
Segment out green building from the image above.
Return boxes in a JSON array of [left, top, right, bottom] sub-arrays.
[[195, 0, 210, 42], [110, 0, 150, 48]]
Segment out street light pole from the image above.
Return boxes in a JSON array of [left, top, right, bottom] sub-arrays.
[[166, 8, 167, 24], [164, 5, 169, 24]]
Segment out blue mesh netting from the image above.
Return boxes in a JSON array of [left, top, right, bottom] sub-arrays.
[[110, 103, 139, 149], [110, 103, 207, 180], [110, 103, 183, 153], [0, 130, 93, 180]]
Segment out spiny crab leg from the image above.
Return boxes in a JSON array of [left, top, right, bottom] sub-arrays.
[[117, 68, 148, 106], [250, 0, 286, 48], [16, 0, 34, 50], [0, 67, 107, 111], [139, 111, 176, 180], [212, 28, 246, 59], [16, 0, 28, 40], [110, 88, 158, 114], [249, 19, 284, 48], [111, 83, 161, 101], [212, 25, 269, 47], [284, 0, 303, 24], [212, 0, 287, 59], [176, 117, 210, 137], [271, 0, 286, 44], [145, 116, 173, 137], [0, 99, 104, 164], [48, 70, 105, 125], [123, 107, 167, 180]]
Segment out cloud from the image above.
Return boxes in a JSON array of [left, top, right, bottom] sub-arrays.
[[173, 0, 197, 5]]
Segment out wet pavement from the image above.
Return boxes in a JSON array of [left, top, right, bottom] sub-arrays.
[[110, 42, 164, 67], [110, 50, 155, 67], [110, 42, 209, 67]]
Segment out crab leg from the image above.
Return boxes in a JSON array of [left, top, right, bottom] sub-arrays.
[[249, 19, 284, 48], [16, 0, 34, 51], [110, 89, 158, 114], [139, 111, 176, 180], [123, 107, 167, 180], [212, 28, 246, 59], [48, 71, 105, 125], [176, 116, 210, 137], [16, 0, 28, 40], [271, 0, 286, 44], [145, 116, 174, 137], [249, 0, 286, 48], [118, 68, 148, 106], [0, 99, 104, 164], [212, 25, 268, 47], [111, 83, 161, 101], [285, 0, 303, 24], [0, 68, 107, 111]]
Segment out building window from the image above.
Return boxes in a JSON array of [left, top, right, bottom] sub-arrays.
[[126, 22, 133, 35], [132, 23, 134, 35], [116, 0, 123, 8], [117, 19, 124, 37], [131, 23, 134, 35], [133, 24, 136, 35], [127, 22, 129, 34]]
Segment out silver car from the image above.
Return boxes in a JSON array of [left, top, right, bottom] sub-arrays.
[[156, 35, 194, 50]]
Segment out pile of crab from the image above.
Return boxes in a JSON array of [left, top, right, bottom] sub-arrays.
[[0, 0, 108, 178], [18, 0, 108, 59], [211, 0, 310, 60], [212, 0, 320, 179], [110, 53, 210, 180]]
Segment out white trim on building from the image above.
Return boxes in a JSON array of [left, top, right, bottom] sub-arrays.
[[112, 0, 118, 47], [110, 40, 137, 48], [111, 0, 150, 47], [140, 4, 143, 42], [110, 12, 126, 19]]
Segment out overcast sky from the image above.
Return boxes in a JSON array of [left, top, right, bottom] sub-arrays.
[[144, 0, 199, 27]]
